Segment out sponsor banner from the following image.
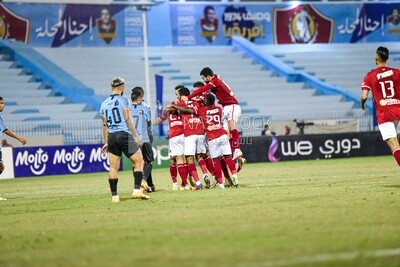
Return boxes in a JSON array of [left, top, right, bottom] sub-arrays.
[[1, 2, 399, 47], [241, 131, 390, 163], [170, 3, 400, 45], [0, 4, 30, 43], [1, 3, 143, 47], [13, 144, 111, 177]]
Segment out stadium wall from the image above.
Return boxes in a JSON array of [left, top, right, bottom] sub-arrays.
[[0, 141, 170, 179], [0, 2, 399, 47], [0, 132, 390, 178]]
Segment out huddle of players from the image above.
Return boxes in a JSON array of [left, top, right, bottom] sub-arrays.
[[155, 83, 243, 190], [101, 67, 244, 201]]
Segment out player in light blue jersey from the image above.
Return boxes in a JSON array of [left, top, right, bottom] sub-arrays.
[[130, 86, 153, 143], [100, 77, 149, 203], [131, 87, 155, 192], [0, 96, 27, 200]]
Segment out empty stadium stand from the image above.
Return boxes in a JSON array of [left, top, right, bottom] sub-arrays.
[[36, 41, 367, 137], [2, 36, 388, 142], [0, 40, 100, 145]]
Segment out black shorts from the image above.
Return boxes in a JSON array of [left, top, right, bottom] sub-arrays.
[[108, 131, 140, 158], [142, 142, 154, 163]]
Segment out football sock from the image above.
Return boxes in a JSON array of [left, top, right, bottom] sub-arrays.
[[133, 171, 143, 190], [177, 164, 188, 185], [213, 159, 223, 184], [224, 156, 238, 175], [230, 129, 241, 150], [147, 172, 154, 187], [188, 163, 200, 182], [205, 156, 215, 175], [393, 148, 400, 166], [170, 163, 177, 183], [198, 159, 208, 175], [220, 157, 230, 179], [109, 178, 118, 196], [143, 163, 153, 181]]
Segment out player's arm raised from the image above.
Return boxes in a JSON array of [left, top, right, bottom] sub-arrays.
[[187, 83, 213, 100]]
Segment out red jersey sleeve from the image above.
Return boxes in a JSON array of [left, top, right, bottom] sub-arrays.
[[188, 83, 214, 99], [361, 72, 372, 91], [160, 109, 168, 120]]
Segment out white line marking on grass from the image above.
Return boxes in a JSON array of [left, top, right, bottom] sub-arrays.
[[239, 247, 400, 267], [245, 184, 266, 188]]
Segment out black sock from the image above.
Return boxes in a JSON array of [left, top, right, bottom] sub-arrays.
[[109, 179, 118, 196], [133, 172, 143, 190], [147, 172, 154, 187], [143, 163, 153, 181]]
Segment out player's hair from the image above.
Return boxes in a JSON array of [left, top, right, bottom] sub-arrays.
[[200, 67, 214, 77], [0, 97, 3, 101], [193, 81, 204, 88], [205, 93, 215, 106], [178, 87, 190, 96], [174, 85, 185, 91], [132, 86, 144, 97], [204, 6, 215, 17], [131, 89, 142, 102], [376, 46, 389, 62], [111, 77, 125, 88]]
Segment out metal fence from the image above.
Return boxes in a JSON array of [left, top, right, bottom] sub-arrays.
[[1, 112, 374, 146]]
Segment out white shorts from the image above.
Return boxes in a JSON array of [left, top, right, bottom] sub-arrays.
[[208, 134, 232, 159], [184, 134, 207, 156], [222, 104, 241, 130], [378, 121, 399, 140], [169, 134, 184, 157]]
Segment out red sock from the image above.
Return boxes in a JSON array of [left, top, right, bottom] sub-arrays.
[[213, 159, 223, 184], [230, 129, 241, 150], [170, 163, 177, 183], [198, 159, 208, 175], [177, 164, 188, 185], [224, 156, 237, 175], [220, 157, 230, 179], [188, 163, 200, 182], [205, 156, 215, 175], [393, 148, 400, 166]]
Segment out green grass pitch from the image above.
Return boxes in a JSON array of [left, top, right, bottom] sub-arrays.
[[1, 155, 399, 267]]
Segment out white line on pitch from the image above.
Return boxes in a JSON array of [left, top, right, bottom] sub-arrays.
[[237, 247, 400, 267]]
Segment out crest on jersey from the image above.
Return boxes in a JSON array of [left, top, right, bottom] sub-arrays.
[[274, 4, 333, 44], [0, 3, 30, 43]]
